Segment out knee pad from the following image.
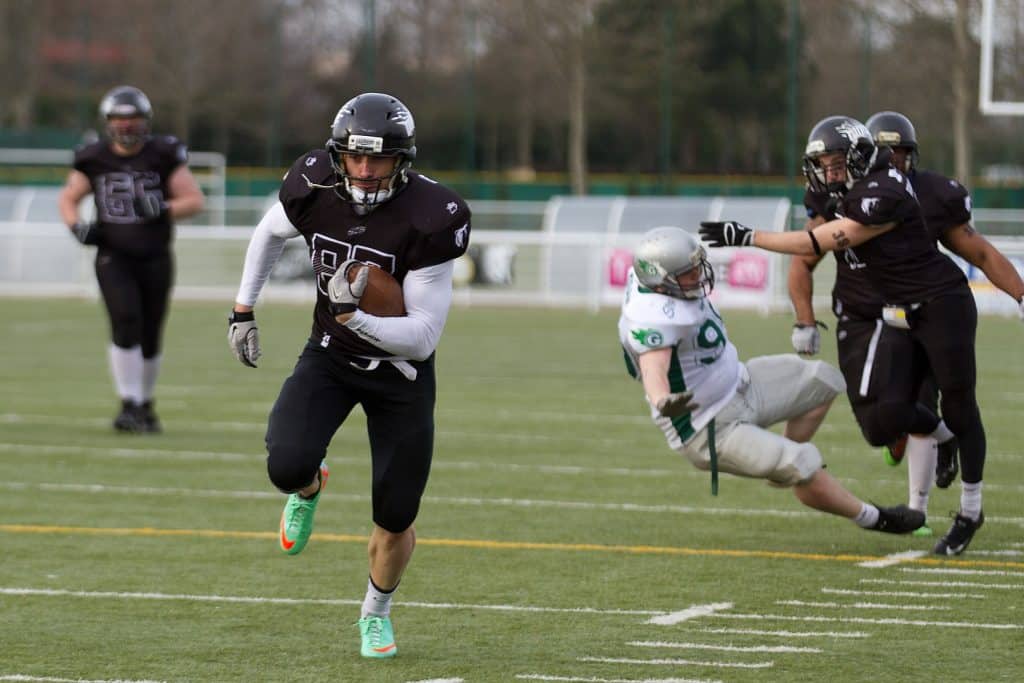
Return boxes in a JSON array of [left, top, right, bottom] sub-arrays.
[[808, 359, 846, 397], [372, 501, 418, 534], [265, 450, 320, 494]]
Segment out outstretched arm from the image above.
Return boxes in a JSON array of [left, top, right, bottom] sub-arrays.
[[701, 217, 896, 256]]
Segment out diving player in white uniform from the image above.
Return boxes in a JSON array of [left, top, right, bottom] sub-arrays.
[[618, 226, 925, 534]]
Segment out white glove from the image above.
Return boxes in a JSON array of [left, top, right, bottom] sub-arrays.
[[228, 310, 260, 368], [791, 323, 821, 355], [656, 391, 700, 418], [327, 259, 369, 315]]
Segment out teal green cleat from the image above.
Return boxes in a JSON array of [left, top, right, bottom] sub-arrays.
[[278, 462, 328, 555], [359, 616, 397, 658]]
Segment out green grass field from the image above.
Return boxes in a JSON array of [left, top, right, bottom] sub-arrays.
[[1, 297, 1021, 683]]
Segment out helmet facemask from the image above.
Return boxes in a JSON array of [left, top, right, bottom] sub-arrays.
[[99, 86, 152, 149], [325, 138, 410, 214], [324, 93, 417, 215]]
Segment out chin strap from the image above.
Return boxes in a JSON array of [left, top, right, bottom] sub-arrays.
[[302, 173, 343, 190]]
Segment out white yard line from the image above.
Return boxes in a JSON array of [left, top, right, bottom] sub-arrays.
[[0, 480, 817, 520], [776, 600, 952, 611], [0, 676, 164, 683], [628, 641, 822, 654], [684, 627, 868, 638], [860, 578, 1023, 590], [517, 675, 721, 683], [0, 586, 676, 619], [711, 612, 1021, 630], [578, 657, 772, 670], [901, 567, 1024, 577], [822, 587, 986, 600]]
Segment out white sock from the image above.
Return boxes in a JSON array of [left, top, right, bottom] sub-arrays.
[[960, 481, 983, 521], [853, 503, 880, 529], [929, 420, 954, 444], [108, 344, 144, 403], [361, 577, 395, 618], [142, 355, 162, 401], [906, 436, 936, 513]]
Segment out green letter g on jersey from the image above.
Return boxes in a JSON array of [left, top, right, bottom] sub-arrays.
[[631, 328, 664, 348]]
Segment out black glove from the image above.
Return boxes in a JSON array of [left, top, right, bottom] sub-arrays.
[[698, 221, 754, 248], [70, 221, 101, 246], [134, 193, 168, 222]]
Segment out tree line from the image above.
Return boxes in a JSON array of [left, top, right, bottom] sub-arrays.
[[2, 0, 1023, 191]]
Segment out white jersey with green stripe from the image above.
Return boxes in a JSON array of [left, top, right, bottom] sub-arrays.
[[618, 268, 742, 443]]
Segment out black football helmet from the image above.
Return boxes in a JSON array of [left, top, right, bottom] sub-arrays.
[[325, 93, 416, 211], [99, 85, 152, 148], [802, 115, 878, 194], [866, 110, 918, 173]]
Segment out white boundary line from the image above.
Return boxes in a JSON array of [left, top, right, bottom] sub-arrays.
[[901, 567, 1024, 577], [647, 603, 733, 625], [857, 551, 928, 568]]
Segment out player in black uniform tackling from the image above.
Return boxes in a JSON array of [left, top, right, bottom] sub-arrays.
[[227, 93, 470, 658], [787, 116, 959, 538], [865, 110, 1024, 509], [58, 85, 205, 433], [700, 117, 990, 555]]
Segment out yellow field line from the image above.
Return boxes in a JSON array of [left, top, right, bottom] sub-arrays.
[[2, 523, 1021, 569]]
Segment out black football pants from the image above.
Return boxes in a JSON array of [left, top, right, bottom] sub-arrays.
[[94, 247, 173, 357], [265, 341, 436, 533]]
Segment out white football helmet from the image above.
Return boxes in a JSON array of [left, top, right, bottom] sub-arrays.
[[633, 226, 714, 299]]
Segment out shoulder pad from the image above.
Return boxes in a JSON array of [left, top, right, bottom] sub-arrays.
[[401, 174, 472, 268], [279, 149, 334, 208]]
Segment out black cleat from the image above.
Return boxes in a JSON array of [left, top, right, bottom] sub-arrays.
[[140, 400, 162, 434], [935, 437, 959, 489], [870, 504, 927, 534], [113, 399, 145, 433], [933, 511, 984, 556]]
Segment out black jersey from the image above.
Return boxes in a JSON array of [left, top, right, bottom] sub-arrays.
[[73, 136, 187, 256], [279, 149, 471, 357], [909, 170, 972, 243], [837, 154, 965, 305], [805, 188, 883, 320]]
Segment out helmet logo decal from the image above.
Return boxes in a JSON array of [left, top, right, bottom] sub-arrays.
[[347, 134, 384, 153], [446, 201, 458, 215], [635, 258, 660, 277], [455, 223, 469, 248], [860, 197, 880, 216], [630, 328, 664, 347], [305, 156, 317, 167], [835, 120, 870, 143]]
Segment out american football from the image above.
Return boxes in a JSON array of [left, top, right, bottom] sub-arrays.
[[348, 263, 406, 316]]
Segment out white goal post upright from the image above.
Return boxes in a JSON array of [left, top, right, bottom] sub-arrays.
[[979, 0, 1024, 116]]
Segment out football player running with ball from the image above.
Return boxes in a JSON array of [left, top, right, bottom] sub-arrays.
[[700, 117, 995, 556], [620, 226, 924, 536], [227, 93, 470, 658]]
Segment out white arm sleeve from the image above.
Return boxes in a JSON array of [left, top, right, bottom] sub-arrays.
[[234, 201, 301, 307], [343, 261, 454, 361]]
